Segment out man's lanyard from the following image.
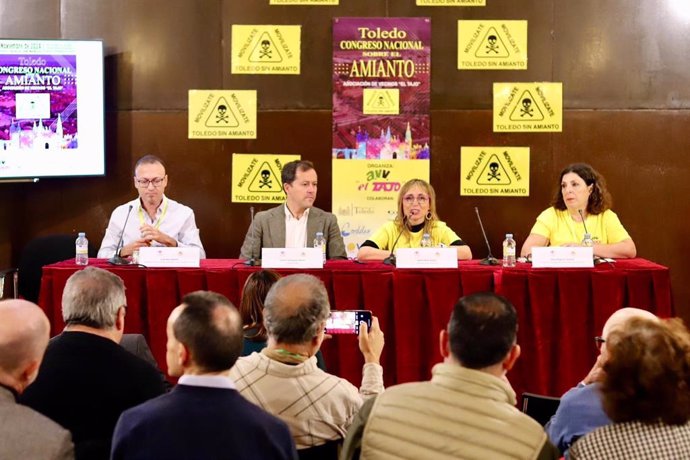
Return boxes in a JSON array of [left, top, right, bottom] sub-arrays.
[[138, 197, 168, 229]]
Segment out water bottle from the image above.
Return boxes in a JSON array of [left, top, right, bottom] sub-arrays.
[[75, 232, 89, 266], [582, 233, 594, 247], [420, 233, 432, 248], [502, 233, 516, 267], [313, 232, 326, 263]]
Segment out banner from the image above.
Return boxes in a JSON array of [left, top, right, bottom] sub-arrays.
[[458, 20, 528, 70], [231, 153, 300, 203], [332, 17, 431, 160], [460, 147, 530, 196], [333, 159, 429, 258], [493, 82, 562, 132], [188, 90, 257, 139], [231, 25, 301, 75]]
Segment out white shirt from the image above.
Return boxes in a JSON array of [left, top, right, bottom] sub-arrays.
[[97, 195, 206, 258], [178, 374, 236, 390], [284, 204, 309, 248]]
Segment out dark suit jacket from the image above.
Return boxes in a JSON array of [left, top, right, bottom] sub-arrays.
[[0, 386, 74, 460], [239, 204, 347, 260], [19, 332, 166, 460], [111, 383, 298, 460]]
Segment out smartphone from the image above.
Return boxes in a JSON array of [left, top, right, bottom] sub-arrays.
[[325, 310, 373, 335]]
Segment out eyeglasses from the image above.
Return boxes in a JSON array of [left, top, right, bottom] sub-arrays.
[[594, 336, 606, 347], [135, 176, 165, 188], [403, 194, 429, 205]]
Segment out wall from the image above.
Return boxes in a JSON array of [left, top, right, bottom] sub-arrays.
[[1, 0, 688, 319]]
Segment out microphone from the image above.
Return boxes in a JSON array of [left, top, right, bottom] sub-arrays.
[[577, 209, 590, 235], [383, 216, 407, 266], [474, 207, 500, 266], [244, 206, 260, 266], [108, 205, 133, 266]]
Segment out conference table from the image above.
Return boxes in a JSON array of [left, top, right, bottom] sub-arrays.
[[39, 258, 672, 398]]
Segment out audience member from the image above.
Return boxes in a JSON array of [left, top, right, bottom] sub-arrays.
[[0, 299, 74, 460], [570, 317, 690, 459], [341, 292, 559, 460], [112, 291, 297, 460], [230, 273, 384, 450], [546, 307, 658, 457], [19, 267, 165, 459]]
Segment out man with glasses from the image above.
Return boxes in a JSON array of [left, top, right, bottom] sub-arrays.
[[545, 307, 658, 458], [97, 154, 205, 259]]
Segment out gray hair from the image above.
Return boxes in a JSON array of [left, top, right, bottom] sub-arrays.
[[263, 274, 330, 344], [62, 267, 126, 329]]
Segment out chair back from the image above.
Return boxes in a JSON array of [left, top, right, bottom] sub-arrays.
[[297, 440, 340, 460], [521, 392, 561, 426]]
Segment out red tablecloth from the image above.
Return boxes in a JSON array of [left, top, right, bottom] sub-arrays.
[[39, 258, 673, 397]]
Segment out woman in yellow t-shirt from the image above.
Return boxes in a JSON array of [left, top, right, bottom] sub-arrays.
[[521, 163, 636, 259], [357, 179, 472, 261]]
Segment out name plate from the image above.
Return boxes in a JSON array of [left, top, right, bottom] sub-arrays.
[[395, 247, 458, 269], [138, 247, 201, 268], [262, 248, 324, 269], [531, 247, 594, 268]]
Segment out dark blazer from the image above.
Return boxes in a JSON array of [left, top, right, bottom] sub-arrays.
[[19, 332, 166, 460], [240, 204, 347, 260], [112, 383, 298, 460], [0, 386, 74, 460]]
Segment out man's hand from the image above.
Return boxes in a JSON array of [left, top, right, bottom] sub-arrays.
[[139, 224, 177, 248], [358, 316, 384, 364], [119, 239, 150, 257], [582, 354, 605, 385]]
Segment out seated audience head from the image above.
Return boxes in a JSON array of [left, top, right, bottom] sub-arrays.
[[551, 163, 612, 215], [0, 299, 50, 394], [240, 270, 281, 342], [442, 292, 520, 374], [599, 307, 658, 356], [601, 317, 690, 425], [61, 267, 127, 339], [281, 160, 317, 214], [397, 178, 439, 228], [133, 154, 168, 207], [263, 274, 330, 348], [166, 291, 242, 377]]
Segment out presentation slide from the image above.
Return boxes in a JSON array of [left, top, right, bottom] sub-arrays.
[[0, 39, 104, 179]]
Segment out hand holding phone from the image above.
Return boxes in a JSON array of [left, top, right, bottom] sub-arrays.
[[325, 310, 373, 335]]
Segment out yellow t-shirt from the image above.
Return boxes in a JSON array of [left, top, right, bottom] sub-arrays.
[[529, 207, 631, 247], [367, 221, 464, 250]]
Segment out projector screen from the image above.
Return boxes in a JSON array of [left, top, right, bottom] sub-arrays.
[[0, 39, 105, 180]]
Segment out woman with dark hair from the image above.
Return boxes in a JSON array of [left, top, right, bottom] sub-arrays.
[[570, 317, 690, 459], [357, 178, 472, 260], [240, 270, 326, 370], [521, 163, 636, 258]]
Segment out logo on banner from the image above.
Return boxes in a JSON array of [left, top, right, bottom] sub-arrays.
[[189, 90, 257, 139], [249, 33, 283, 62], [363, 89, 400, 115], [458, 21, 528, 70], [476, 28, 510, 57], [205, 96, 240, 127], [248, 162, 283, 193], [493, 83, 562, 132], [461, 147, 530, 196]]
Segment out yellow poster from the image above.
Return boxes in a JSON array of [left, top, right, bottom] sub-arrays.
[[188, 90, 257, 139], [231, 25, 301, 75], [232, 153, 300, 203], [416, 0, 486, 6], [332, 159, 429, 258], [362, 88, 400, 115], [458, 20, 527, 70], [493, 83, 562, 132], [270, 0, 338, 4], [460, 147, 530, 196]]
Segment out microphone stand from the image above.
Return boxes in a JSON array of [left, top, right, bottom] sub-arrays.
[[474, 207, 499, 266], [108, 205, 134, 266], [244, 206, 260, 266], [383, 216, 407, 266]]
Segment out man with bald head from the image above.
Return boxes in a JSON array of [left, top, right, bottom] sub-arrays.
[[112, 291, 296, 460], [0, 299, 74, 459], [546, 307, 659, 457], [230, 273, 385, 451]]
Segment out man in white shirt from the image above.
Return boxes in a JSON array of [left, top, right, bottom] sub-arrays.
[[98, 155, 205, 259], [239, 160, 346, 260]]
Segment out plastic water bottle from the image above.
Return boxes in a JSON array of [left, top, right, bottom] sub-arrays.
[[420, 233, 432, 248], [502, 233, 516, 267], [75, 232, 89, 266], [313, 232, 326, 263], [582, 233, 594, 247]]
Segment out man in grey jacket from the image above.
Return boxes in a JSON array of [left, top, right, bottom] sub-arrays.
[[0, 299, 74, 460], [240, 160, 346, 261]]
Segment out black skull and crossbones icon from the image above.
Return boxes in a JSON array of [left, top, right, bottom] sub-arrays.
[[216, 105, 229, 123], [486, 35, 500, 54], [487, 162, 501, 181], [259, 40, 272, 59], [520, 98, 534, 117], [259, 169, 272, 188]]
